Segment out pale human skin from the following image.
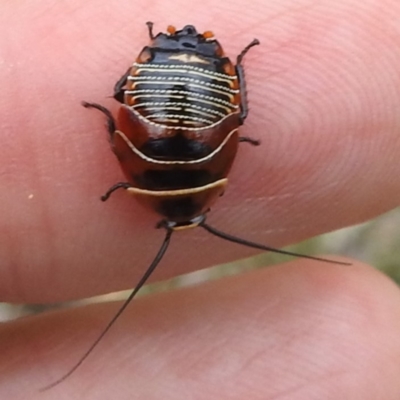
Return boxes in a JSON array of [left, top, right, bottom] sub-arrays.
[[1, 0, 400, 399]]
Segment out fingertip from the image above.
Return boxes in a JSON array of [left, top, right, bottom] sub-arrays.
[[2, 259, 400, 398]]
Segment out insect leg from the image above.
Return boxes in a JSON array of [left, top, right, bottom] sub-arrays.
[[236, 38, 260, 124], [146, 21, 155, 39], [81, 101, 116, 137], [101, 182, 132, 201], [239, 136, 260, 146]]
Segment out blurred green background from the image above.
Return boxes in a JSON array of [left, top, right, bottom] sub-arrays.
[[1, 207, 399, 322]]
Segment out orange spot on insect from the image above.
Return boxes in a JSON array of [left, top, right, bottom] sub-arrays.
[[167, 25, 176, 34], [203, 30, 214, 39]]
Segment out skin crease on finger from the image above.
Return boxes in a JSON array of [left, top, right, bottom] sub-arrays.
[[1, 261, 400, 399], [0, 0, 400, 304]]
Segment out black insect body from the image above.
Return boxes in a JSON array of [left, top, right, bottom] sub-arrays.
[[42, 23, 349, 390]]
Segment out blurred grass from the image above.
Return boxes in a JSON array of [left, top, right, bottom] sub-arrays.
[[1, 207, 399, 321]]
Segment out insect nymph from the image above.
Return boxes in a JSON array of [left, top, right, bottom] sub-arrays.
[[87, 22, 261, 227], [43, 22, 348, 390]]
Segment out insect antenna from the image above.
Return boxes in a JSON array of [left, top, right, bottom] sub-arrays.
[[41, 227, 173, 391], [199, 221, 350, 266]]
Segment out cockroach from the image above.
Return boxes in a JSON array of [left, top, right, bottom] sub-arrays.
[[43, 22, 349, 390]]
